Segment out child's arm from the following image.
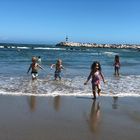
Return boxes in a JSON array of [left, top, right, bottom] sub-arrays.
[[27, 65, 31, 73], [113, 61, 116, 66], [119, 62, 121, 67], [51, 64, 55, 69], [38, 64, 46, 71], [61, 65, 64, 70], [100, 71, 106, 83], [84, 71, 92, 85]]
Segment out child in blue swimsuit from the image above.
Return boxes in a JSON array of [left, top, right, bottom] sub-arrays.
[[51, 59, 64, 80], [84, 61, 106, 99]]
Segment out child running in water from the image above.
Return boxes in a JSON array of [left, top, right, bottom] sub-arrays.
[[37, 56, 42, 64], [27, 56, 45, 80], [84, 61, 106, 99], [113, 55, 120, 76], [51, 59, 64, 80]]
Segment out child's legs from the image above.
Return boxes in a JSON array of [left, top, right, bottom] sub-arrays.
[[116, 68, 119, 75], [97, 84, 101, 96], [115, 67, 119, 75], [114, 67, 117, 75], [92, 84, 96, 99], [54, 74, 57, 80], [32, 73, 38, 80], [54, 72, 58, 80], [58, 72, 61, 80], [55, 72, 61, 80]]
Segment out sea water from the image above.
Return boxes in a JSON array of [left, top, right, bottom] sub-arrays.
[[0, 44, 140, 97]]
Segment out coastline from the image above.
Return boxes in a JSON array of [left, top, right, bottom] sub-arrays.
[[0, 42, 140, 50], [56, 41, 140, 49], [0, 95, 140, 140]]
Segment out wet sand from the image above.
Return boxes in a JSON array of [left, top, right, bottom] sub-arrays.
[[0, 95, 140, 140]]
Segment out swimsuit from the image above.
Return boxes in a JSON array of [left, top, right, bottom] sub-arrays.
[[31, 71, 38, 78], [92, 71, 100, 86], [54, 64, 63, 79], [114, 62, 120, 70], [55, 70, 61, 79]]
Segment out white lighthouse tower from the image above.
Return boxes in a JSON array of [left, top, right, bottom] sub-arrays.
[[66, 35, 68, 42]]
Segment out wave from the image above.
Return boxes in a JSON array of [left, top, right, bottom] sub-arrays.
[[0, 45, 67, 51], [103, 51, 119, 57], [34, 47, 66, 50], [0, 91, 140, 97], [0, 75, 140, 97], [0, 45, 99, 51], [0, 46, 4, 48], [16, 46, 29, 49]]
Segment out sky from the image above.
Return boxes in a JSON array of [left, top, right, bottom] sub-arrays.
[[0, 0, 140, 44]]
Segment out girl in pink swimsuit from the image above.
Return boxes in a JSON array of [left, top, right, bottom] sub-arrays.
[[84, 61, 106, 99]]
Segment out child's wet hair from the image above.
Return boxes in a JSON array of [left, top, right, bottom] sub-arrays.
[[91, 61, 101, 71], [32, 56, 37, 62], [115, 55, 120, 62], [57, 59, 62, 63], [115, 55, 119, 59]]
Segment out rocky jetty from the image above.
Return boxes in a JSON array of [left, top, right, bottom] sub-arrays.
[[56, 42, 140, 49]]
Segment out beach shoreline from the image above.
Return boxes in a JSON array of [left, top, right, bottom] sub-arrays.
[[0, 94, 140, 140]]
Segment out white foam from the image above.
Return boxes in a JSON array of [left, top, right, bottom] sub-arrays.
[[34, 47, 66, 50], [0, 90, 90, 97], [103, 52, 118, 57], [17, 47, 29, 49], [0, 90, 140, 98], [101, 92, 140, 97], [0, 75, 140, 97]]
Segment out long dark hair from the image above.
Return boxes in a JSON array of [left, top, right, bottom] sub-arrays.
[[91, 61, 102, 72], [115, 55, 119, 61]]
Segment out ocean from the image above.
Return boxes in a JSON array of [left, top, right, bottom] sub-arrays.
[[0, 44, 140, 97]]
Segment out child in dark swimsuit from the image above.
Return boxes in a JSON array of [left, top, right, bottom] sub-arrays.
[[114, 55, 120, 76], [51, 59, 64, 80], [27, 56, 44, 80], [84, 61, 106, 99]]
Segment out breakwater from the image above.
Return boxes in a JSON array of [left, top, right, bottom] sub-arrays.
[[56, 42, 140, 49]]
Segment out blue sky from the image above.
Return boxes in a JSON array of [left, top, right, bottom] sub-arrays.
[[0, 0, 140, 44]]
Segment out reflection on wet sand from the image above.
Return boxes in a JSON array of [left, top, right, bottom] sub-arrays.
[[88, 100, 101, 133], [112, 96, 118, 109], [28, 81, 37, 112], [53, 96, 61, 111], [29, 96, 36, 111], [27, 80, 62, 112]]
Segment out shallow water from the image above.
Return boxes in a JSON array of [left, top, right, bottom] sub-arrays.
[[0, 45, 140, 97]]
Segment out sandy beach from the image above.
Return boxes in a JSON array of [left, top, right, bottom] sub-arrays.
[[0, 95, 139, 140]]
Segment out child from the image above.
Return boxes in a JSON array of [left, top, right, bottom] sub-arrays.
[[37, 56, 41, 64], [51, 59, 64, 80], [27, 56, 44, 80], [84, 61, 106, 99], [113, 55, 120, 76]]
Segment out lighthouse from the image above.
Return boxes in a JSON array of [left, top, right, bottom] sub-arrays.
[[66, 35, 68, 42]]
